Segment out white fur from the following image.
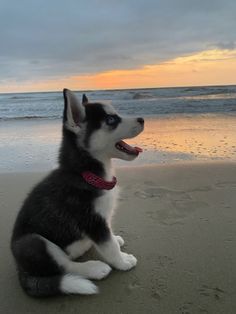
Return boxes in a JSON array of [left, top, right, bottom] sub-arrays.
[[115, 235, 125, 247], [64, 89, 85, 134], [94, 186, 119, 224], [87, 103, 143, 161], [89, 128, 138, 271], [45, 236, 69, 266], [60, 274, 98, 295], [93, 158, 119, 225], [88, 116, 143, 161], [66, 260, 112, 280], [66, 237, 92, 259]]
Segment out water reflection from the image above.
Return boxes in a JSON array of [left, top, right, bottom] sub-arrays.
[[0, 115, 236, 172], [126, 115, 236, 161]]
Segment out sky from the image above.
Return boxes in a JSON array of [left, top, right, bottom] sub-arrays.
[[0, 0, 236, 93]]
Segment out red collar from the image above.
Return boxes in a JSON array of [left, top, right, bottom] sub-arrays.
[[81, 171, 117, 190]]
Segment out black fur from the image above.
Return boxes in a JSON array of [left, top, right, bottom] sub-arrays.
[[11, 92, 113, 297], [83, 103, 121, 147], [82, 93, 88, 104], [84, 102, 108, 147], [19, 273, 62, 297]]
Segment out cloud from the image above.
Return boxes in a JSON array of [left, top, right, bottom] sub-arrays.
[[1, 48, 236, 92], [0, 0, 236, 87], [215, 41, 236, 50]]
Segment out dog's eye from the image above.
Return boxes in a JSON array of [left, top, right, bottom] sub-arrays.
[[106, 115, 116, 125]]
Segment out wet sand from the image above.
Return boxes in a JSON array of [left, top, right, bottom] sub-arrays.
[[125, 115, 236, 164], [0, 162, 236, 313], [1, 115, 236, 172]]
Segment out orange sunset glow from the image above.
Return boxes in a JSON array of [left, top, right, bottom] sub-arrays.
[[1, 49, 236, 93]]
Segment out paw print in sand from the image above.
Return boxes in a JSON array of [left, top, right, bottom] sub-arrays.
[[134, 183, 208, 225]]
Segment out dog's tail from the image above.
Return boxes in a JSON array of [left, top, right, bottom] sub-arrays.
[[19, 272, 98, 297]]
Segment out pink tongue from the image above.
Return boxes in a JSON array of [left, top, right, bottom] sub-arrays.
[[119, 140, 143, 153], [135, 147, 143, 153]]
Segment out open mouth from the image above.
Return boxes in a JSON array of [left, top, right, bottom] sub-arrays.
[[115, 140, 143, 156]]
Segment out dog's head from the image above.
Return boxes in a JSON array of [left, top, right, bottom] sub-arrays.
[[63, 89, 144, 161]]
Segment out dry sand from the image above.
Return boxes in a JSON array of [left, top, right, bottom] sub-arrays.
[[0, 162, 236, 313]]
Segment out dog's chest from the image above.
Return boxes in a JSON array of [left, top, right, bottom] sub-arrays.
[[94, 186, 119, 222]]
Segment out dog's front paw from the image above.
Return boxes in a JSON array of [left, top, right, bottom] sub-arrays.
[[115, 235, 125, 247], [83, 261, 112, 280], [114, 252, 137, 271]]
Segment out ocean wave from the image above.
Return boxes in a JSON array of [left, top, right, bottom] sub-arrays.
[[181, 93, 236, 100], [8, 96, 63, 102], [0, 115, 61, 121], [9, 96, 32, 100], [1, 86, 236, 120], [132, 93, 154, 99], [183, 86, 236, 96]]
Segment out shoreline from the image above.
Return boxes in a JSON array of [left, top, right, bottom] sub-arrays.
[[0, 114, 236, 173], [0, 159, 236, 175]]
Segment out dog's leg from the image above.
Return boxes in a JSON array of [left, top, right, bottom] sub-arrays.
[[46, 238, 112, 280], [115, 235, 125, 247], [90, 227, 136, 270], [94, 233, 137, 271], [65, 238, 92, 260], [85, 214, 137, 271], [66, 260, 112, 280]]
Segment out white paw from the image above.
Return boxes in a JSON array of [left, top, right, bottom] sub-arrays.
[[115, 235, 125, 247], [115, 252, 137, 271], [61, 274, 98, 295], [84, 260, 112, 280]]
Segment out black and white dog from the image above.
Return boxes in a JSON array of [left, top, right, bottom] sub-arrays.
[[11, 89, 144, 297]]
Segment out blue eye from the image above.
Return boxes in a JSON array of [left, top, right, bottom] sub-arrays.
[[106, 115, 116, 125]]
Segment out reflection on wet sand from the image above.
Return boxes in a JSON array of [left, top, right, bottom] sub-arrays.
[[126, 115, 236, 162], [0, 115, 236, 171]]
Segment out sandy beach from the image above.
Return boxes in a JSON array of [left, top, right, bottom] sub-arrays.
[[1, 162, 236, 313], [1, 1, 236, 312]]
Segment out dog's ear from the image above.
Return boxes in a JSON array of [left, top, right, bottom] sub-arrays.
[[63, 89, 85, 134], [82, 94, 89, 105]]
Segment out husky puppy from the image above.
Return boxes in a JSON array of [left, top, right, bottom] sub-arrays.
[[11, 89, 144, 297]]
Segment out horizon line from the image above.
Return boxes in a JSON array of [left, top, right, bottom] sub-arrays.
[[1, 83, 236, 95]]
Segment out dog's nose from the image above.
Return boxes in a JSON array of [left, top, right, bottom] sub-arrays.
[[137, 117, 144, 125]]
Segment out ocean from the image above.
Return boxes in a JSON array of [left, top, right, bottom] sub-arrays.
[[1, 85, 236, 121], [0, 85, 236, 172]]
